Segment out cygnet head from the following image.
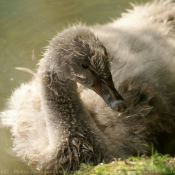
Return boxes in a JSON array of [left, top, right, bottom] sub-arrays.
[[40, 26, 126, 112]]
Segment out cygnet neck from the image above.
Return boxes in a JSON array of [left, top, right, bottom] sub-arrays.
[[38, 68, 113, 171], [40, 68, 86, 142]]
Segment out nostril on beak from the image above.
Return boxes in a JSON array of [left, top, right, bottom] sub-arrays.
[[102, 88, 109, 94]]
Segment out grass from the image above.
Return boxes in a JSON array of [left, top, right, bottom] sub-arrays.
[[73, 152, 175, 175]]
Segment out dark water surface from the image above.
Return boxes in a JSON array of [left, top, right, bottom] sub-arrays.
[[0, 0, 150, 174]]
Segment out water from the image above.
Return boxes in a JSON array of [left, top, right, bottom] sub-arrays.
[[0, 0, 150, 174]]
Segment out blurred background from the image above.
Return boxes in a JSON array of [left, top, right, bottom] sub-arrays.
[[0, 0, 150, 174]]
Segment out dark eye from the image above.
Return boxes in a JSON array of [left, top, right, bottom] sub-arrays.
[[81, 64, 89, 69], [139, 93, 147, 103]]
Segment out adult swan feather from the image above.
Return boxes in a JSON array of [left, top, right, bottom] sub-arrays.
[[1, 0, 175, 174]]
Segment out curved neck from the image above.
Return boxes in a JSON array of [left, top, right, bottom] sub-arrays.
[[40, 71, 86, 147], [38, 66, 112, 166]]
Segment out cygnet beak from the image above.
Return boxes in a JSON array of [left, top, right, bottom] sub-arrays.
[[91, 73, 127, 112]]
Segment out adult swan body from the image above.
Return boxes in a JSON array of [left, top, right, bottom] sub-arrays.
[[1, 0, 175, 173]]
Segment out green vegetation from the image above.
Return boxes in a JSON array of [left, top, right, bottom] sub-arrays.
[[73, 153, 175, 175]]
